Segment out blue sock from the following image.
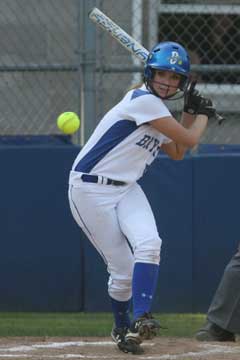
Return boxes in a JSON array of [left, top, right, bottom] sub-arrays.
[[110, 297, 131, 329], [132, 262, 159, 320]]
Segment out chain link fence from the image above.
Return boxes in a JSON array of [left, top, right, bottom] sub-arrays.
[[96, 0, 240, 144], [0, 0, 240, 145], [0, 0, 81, 136]]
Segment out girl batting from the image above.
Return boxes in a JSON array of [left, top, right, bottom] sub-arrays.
[[68, 41, 215, 354]]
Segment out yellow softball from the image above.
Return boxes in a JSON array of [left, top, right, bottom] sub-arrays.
[[57, 112, 80, 135]]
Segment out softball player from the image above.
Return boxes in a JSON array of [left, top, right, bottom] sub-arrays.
[[68, 41, 215, 354]]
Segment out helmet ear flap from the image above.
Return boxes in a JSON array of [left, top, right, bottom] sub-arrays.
[[179, 76, 189, 91], [144, 66, 153, 79]]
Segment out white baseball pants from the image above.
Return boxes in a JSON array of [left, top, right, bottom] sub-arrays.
[[68, 181, 162, 302]]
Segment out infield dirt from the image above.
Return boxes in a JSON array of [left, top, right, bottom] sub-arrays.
[[0, 336, 239, 359]]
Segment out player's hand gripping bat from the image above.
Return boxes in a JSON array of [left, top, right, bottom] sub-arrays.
[[88, 7, 225, 125], [184, 81, 224, 123]]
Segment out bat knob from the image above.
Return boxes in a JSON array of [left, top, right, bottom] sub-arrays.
[[215, 113, 225, 125]]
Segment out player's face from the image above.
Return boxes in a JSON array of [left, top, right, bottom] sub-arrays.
[[151, 70, 181, 98]]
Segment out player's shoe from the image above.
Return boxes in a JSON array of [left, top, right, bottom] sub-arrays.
[[195, 321, 236, 342], [125, 312, 160, 343], [111, 326, 143, 354]]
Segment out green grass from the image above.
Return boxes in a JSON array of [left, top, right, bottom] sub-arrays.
[[0, 313, 206, 337]]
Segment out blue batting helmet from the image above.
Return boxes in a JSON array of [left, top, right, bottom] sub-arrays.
[[144, 41, 190, 91]]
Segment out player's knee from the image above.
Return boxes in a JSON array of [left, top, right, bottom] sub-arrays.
[[134, 236, 162, 264], [108, 276, 132, 301], [107, 261, 134, 301]]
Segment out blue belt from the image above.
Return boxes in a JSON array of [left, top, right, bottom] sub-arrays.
[[81, 174, 126, 186]]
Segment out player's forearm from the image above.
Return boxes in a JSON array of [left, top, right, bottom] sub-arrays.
[[175, 143, 187, 160], [173, 113, 198, 157], [175, 115, 207, 155], [188, 114, 208, 144], [176, 115, 205, 148], [181, 112, 196, 128]]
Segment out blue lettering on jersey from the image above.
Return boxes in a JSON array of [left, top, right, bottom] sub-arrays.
[[136, 134, 160, 157]]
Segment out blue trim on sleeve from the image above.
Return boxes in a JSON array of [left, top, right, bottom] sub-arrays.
[[74, 120, 138, 173], [131, 89, 150, 100]]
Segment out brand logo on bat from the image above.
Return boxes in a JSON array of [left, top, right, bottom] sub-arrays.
[[92, 13, 148, 62]]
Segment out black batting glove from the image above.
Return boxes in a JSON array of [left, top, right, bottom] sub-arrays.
[[184, 81, 216, 119], [184, 88, 203, 115], [197, 97, 216, 119]]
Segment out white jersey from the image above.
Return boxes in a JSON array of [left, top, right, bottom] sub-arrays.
[[69, 84, 172, 185]]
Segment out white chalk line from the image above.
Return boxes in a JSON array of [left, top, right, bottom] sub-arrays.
[[0, 341, 117, 352], [0, 356, 116, 359], [0, 341, 239, 359], [144, 344, 240, 359]]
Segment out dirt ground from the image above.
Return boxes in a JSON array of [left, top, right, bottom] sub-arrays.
[[0, 336, 239, 360]]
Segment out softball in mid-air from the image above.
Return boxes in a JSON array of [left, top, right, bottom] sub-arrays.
[[57, 112, 80, 135]]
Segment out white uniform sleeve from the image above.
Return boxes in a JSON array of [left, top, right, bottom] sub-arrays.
[[122, 92, 172, 126]]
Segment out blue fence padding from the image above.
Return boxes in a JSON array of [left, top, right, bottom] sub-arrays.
[[197, 144, 240, 153], [0, 135, 73, 146], [0, 146, 83, 311], [0, 145, 240, 312], [83, 239, 110, 312], [192, 154, 240, 312], [139, 156, 193, 312]]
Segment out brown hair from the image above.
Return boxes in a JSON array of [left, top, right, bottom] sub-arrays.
[[126, 82, 143, 92]]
